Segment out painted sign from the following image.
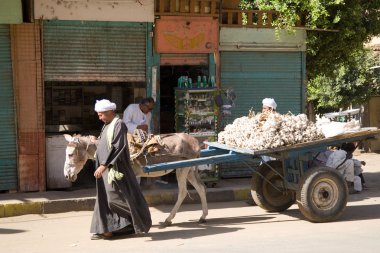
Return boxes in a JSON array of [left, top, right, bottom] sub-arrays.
[[155, 16, 218, 53]]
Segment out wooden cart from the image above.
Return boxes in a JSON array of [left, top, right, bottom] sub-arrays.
[[144, 129, 380, 222]]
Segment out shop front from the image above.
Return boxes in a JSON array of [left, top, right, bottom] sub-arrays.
[[155, 16, 219, 134], [42, 20, 152, 188], [154, 16, 219, 184], [43, 20, 149, 131]]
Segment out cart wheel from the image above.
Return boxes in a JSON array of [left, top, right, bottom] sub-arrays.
[[251, 161, 295, 212], [297, 166, 348, 223]]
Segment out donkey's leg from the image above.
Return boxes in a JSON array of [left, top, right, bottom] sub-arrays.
[[162, 167, 190, 227], [187, 167, 208, 223]]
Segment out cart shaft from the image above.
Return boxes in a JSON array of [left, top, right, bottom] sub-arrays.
[[143, 151, 245, 173]]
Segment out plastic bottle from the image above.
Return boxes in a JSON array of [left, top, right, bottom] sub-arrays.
[[197, 76, 201, 88], [202, 76, 207, 88], [184, 76, 188, 88], [180, 76, 184, 88], [210, 75, 215, 87]]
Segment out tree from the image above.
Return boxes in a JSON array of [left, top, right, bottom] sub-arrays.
[[240, 0, 380, 112], [308, 49, 378, 113]]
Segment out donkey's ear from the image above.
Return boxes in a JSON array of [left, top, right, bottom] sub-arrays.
[[63, 134, 72, 142]]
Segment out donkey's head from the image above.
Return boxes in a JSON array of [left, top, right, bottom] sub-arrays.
[[63, 134, 96, 182]]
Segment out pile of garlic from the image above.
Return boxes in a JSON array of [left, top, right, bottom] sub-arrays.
[[218, 112, 324, 150]]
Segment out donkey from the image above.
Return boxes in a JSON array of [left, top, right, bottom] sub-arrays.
[[63, 133, 208, 226]]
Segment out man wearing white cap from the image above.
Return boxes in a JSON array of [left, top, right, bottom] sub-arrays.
[[90, 99, 151, 240], [247, 98, 278, 205], [262, 98, 277, 113]]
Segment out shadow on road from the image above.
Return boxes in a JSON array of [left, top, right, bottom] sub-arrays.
[[347, 171, 380, 202], [283, 203, 380, 223], [140, 212, 275, 241], [114, 203, 380, 241], [153, 214, 275, 229], [147, 226, 243, 241], [0, 228, 27, 234], [341, 204, 380, 221]]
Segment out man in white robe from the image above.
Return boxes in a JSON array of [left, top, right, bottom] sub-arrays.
[[326, 149, 362, 193], [123, 97, 155, 134], [123, 97, 156, 184], [90, 99, 151, 240]]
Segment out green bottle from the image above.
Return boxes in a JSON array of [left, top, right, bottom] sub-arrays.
[[197, 76, 201, 88], [202, 76, 207, 88]]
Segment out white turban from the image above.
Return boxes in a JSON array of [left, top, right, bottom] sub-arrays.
[[262, 98, 277, 110], [94, 99, 116, 112]]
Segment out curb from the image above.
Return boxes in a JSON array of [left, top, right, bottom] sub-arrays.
[[0, 187, 251, 218]]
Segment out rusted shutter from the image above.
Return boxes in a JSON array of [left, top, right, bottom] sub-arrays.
[[43, 20, 147, 82], [0, 25, 17, 191]]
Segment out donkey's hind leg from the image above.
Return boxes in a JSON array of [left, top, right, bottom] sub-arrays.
[[187, 167, 208, 223], [161, 167, 190, 227]]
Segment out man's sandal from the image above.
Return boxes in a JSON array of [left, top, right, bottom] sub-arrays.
[[91, 232, 113, 240]]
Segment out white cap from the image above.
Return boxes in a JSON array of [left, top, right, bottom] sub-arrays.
[[94, 99, 116, 112], [262, 98, 277, 110]]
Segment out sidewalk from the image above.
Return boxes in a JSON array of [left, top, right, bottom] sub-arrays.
[[0, 178, 251, 218]]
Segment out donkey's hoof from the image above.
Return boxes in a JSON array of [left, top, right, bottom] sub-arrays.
[[198, 218, 206, 224], [159, 220, 172, 227]]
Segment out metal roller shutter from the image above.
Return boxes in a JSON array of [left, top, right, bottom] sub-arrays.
[[0, 25, 17, 191], [219, 51, 305, 178], [43, 20, 147, 82], [221, 51, 303, 117]]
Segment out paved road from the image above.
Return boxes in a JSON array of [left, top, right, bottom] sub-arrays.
[[1, 150, 380, 253], [1, 196, 380, 253]]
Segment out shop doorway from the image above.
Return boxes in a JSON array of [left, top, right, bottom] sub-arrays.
[[44, 81, 146, 189], [45, 81, 146, 134], [160, 65, 209, 133]]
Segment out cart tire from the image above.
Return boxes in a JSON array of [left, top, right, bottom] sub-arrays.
[[251, 161, 295, 212], [297, 166, 348, 223]]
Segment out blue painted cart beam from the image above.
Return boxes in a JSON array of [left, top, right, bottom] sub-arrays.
[[144, 152, 246, 173], [200, 147, 228, 157]]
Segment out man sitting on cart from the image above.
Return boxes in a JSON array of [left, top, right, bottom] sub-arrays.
[[246, 98, 278, 205], [261, 98, 277, 163], [311, 142, 365, 194]]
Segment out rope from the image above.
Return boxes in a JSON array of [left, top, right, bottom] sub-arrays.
[[130, 135, 153, 160]]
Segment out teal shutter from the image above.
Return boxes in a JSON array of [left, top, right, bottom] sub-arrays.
[[0, 25, 17, 191], [43, 20, 147, 82], [219, 51, 304, 178], [221, 51, 303, 118]]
